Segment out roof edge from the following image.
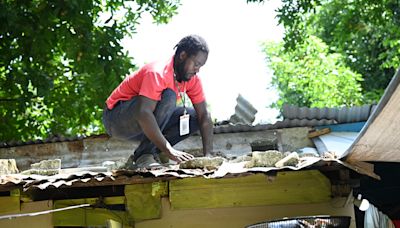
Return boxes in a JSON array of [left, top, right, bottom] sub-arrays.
[[343, 67, 400, 160]]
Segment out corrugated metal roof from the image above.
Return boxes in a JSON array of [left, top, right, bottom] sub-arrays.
[[1, 102, 375, 149], [282, 104, 377, 123], [0, 119, 337, 148], [0, 136, 86, 148], [214, 119, 336, 133], [229, 94, 258, 125], [0, 156, 356, 192]]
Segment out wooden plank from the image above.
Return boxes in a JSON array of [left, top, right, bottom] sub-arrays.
[[10, 188, 33, 203], [107, 219, 123, 228], [53, 207, 131, 227], [0, 196, 20, 214], [124, 181, 168, 221], [308, 128, 331, 138], [344, 160, 380, 180], [170, 170, 331, 209], [54, 196, 125, 207], [53, 196, 130, 227]]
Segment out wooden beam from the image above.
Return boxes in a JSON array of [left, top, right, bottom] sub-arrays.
[[0, 195, 20, 214], [53, 207, 131, 227], [170, 170, 331, 209], [53, 196, 131, 227], [124, 181, 168, 221], [308, 128, 331, 138], [107, 219, 124, 228], [54, 196, 125, 207]]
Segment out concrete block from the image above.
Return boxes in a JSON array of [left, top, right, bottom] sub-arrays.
[[0, 159, 19, 174]]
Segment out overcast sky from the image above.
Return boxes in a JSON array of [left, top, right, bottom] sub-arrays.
[[122, 0, 284, 123]]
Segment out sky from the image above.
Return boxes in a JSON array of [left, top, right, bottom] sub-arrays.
[[122, 0, 284, 123]]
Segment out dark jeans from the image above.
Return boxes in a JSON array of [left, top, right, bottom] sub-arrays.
[[102, 89, 199, 161]]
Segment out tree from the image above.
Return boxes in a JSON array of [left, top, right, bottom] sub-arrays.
[[248, 0, 400, 102], [0, 0, 180, 142], [311, 0, 400, 101], [262, 36, 363, 109]]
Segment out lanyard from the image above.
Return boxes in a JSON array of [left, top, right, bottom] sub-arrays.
[[174, 74, 187, 115]]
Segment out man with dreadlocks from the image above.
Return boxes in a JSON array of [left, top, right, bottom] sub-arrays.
[[103, 35, 214, 168]]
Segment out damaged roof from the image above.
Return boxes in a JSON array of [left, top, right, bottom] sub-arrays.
[[0, 155, 350, 192], [1, 118, 359, 148], [3, 68, 399, 192], [344, 68, 400, 162], [282, 104, 376, 123]]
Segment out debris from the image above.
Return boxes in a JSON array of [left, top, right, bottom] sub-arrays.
[[275, 152, 300, 167], [245, 151, 284, 168], [229, 94, 258, 125], [21, 159, 61, 176], [179, 157, 225, 170], [102, 161, 116, 171], [298, 147, 320, 158], [0, 159, 19, 175], [31, 159, 61, 170], [229, 154, 252, 163], [323, 151, 338, 159], [102, 160, 126, 171], [21, 169, 59, 176]]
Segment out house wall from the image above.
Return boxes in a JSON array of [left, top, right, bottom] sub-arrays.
[[0, 198, 355, 228], [0, 200, 53, 228], [136, 197, 356, 228]]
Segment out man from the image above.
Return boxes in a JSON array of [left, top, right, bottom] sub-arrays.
[[103, 34, 214, 168]]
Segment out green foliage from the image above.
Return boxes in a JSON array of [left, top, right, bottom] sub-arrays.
[[311, 0, 400, 95], [0, 0, 180, 142], [249, 0, 400, 104], [262, 36, 363, 109]]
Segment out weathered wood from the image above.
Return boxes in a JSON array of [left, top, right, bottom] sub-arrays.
[[346, 68, 400, 162], [169, 170, 331, 210], [53, 196, 130, 226], [308, 128, 331, 138], [0, 195, 20, 214], [54, 196, 125, 207], [53, 207, 131, 227], [124, 181, 168, 221], [344, 160, 380, 180], [0, 188, 23, 215], [0, 200, 53, 228], [107, 219, 124, 228], [10, 188, 32, 203]]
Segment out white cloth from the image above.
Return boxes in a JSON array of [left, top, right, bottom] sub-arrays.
[[364, 203, 395, 228]]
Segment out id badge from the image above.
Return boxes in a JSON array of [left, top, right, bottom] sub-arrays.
[[179, 114, 190, 136]]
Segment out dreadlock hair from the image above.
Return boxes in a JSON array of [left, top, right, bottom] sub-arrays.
[[174, 34, 209, 57]]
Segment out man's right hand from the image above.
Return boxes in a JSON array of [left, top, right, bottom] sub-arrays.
[[166, 148, 194, 163]]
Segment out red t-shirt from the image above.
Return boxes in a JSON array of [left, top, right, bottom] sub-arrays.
[[106, 57, 205, 110]]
